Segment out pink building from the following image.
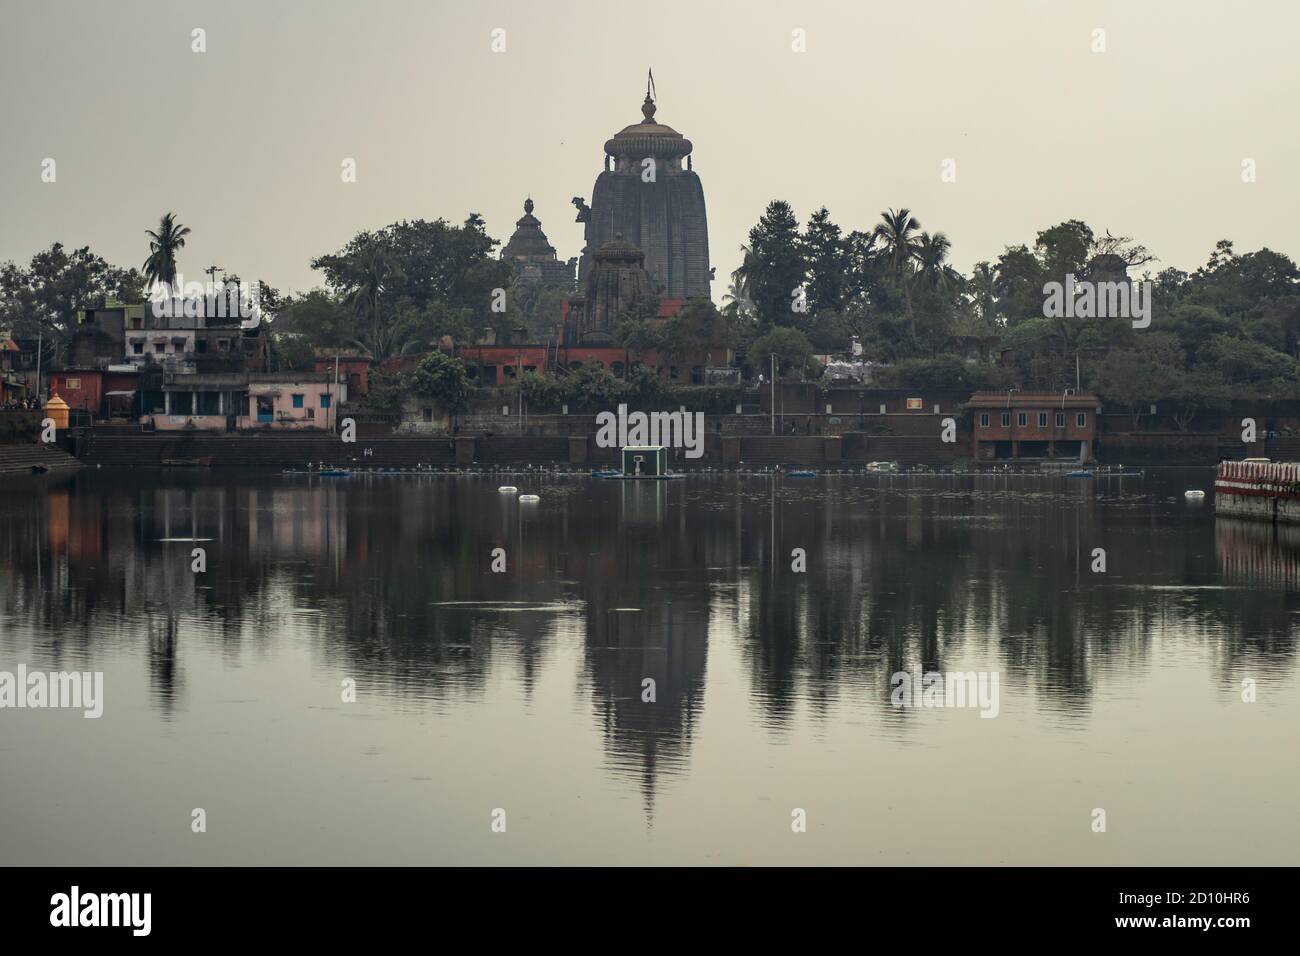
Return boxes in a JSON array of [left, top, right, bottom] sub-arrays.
[[240, 374, 341, 430], [139, 372, 344, 431]]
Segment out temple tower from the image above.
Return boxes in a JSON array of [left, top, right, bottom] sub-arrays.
[[576, 73, 710, 299], [501, 198, 576, 288], [569, 234, 656, 345]]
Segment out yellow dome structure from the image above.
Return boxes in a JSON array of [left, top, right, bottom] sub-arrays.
[[44, 394, 70, 430]]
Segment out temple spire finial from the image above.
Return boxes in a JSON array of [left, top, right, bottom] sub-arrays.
[[641, 68, 657, 123]]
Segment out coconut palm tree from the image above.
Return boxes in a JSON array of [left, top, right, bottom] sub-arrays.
[[344, 242, 400, 357], [872, 208, 922, 278], [722, 244, 757, 320], [915, 232, 953, 290], [872, 208, 924, 338], [142, 212, 191, 294], [968, 261, 999, 325]]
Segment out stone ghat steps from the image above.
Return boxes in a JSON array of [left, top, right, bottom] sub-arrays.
[[472, 437, 570, 464], [860, 436, 962, 466], [1264, 437, 1300, 462], [79, 434, 456, 468], [0, 442, 83, 474]]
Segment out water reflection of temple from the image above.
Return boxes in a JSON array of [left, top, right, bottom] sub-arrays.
[[5, 472, 1300, 813]]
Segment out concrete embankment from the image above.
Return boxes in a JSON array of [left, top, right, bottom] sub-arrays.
[[1214, 460, 1300, 523], [71, 431, 967, 469]]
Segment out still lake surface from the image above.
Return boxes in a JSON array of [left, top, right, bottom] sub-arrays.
[[1, 467, 1297, 865]]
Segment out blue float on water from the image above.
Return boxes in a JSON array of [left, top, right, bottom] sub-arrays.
[[787, 470, 816, 478]]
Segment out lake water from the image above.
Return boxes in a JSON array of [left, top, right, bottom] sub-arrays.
[[1, 467, 1297, 865]]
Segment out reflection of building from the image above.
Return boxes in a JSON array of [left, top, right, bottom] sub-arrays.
[[967, 391, 1100, 461], [1216, 516, 1300, 589], [577, 77, 710, 298]]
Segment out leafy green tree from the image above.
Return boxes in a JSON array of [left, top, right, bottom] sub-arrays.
[[747, 326, 813, 378], [993, 245, 1046, 326], [562, 362, 625, 408], [269, 334, 318, 372], [407, 351, 470, 413], [1166, 367, 1231, 432], [519, 371, 564, 408], [1088, 335, 1183, 427], [312, 215, 511, 316], [746, 201, 806, 328], [274, 290, 354, 346], [658, 298, 729, 368], [801, 207, 848, 315], [362, 369, 406, 412], [0, 243, 145, 356], [1034, 220, 1093, 281], [1201, 334, 1297, 388]]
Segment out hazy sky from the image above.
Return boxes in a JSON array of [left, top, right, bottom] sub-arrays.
[[2, 0, 1297, 299]]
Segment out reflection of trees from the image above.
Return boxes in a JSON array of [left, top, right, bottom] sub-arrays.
[[1, 469, 1297, 810]]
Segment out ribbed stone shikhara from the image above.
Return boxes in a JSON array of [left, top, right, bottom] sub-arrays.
[[568, 234, 655, 345], [576, 77, 711, 299], [501, 198, 576, 288]]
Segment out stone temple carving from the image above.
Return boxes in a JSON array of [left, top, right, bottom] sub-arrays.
[[577, 75, 710, 299]]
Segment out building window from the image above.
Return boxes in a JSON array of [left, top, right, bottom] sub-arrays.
[[292, 394, 304, 408], [1017, 412, 1027, 427], [1038, 412, 1048, 428], [979, 412, 989, 427], [132, 342, 144, 355], [320, 394, 331, 409], [1001, 412, 1010, 427], [65, 378, 80, 390], [155, 343, 165, 354], [1055, 412, 1065, 428], [423, 407, 433, 422], [1077, 412, 1086, 427], [218, 339, 230, 351]]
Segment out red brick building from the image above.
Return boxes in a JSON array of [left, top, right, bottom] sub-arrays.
[[967, 391, 1100, 461], [313, 353, 372, 398]]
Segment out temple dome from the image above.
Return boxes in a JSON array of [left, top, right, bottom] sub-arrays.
[[592, 233, 645, 264], [501, 198, 558, 261], [604, 94, 692, 159]]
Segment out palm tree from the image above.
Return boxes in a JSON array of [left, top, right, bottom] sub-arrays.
[[915, 232, 953, 290], [344, 242, 399, 357], [721, 243, 757, 320], [143, 213, 191, 294], [872, 207, 923, 336], [968, 261, 999, 326]]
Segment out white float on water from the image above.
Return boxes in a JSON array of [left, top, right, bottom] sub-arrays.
[[498, 486, 518, 493], [518, 494, 540, 503], [1185, 489, 1206, 499]]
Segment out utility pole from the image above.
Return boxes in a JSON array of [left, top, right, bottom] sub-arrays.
[[770, 352, 775, 435], [333, 354, 339, 432], [205, 265, 224, 317], [34, 328, 42, 406]]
